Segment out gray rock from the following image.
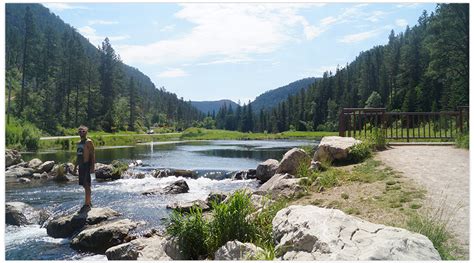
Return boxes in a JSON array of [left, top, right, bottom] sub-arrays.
[[232, 169, 257, 180], [70, 219, 138, 253], [105, 236, 172, 260], [5, 149, 22, 168], [32, 173, 42, 179], [256, 159, 279, 183], [167, 200, 210, 213], [276, 148, 309, 175], [6, 202, 50, 226], [250, 194, 275, 211], [310, 161, 322, 171], [46, 207, 120, 238], [142, 179, 190, 195], [163, 237, 185, 260], [152, 169, 171, 178], [314, 136, 361, 163], [27, 158, 43, 170], [255, 173, 304, 198], [95, 164, 120, 181], [172, 169, 196, 178], [214, 240, 264, 260], [272, 205, 441, 260], [38, 161, 55, 173], [134, 173, 146, 179], [18, 178, 31, 183], [206, 192, 228, 206], [5, 167, 35, 178]]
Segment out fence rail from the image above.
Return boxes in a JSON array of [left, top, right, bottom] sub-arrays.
[[339, 107, 469, 142]]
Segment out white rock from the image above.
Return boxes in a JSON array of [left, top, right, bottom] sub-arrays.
[[276, 148, 309, 175], [314, 136, 361, 163], [272, 205, 441, 261], [214, 240, 264, 260], [255, 173, 304, 198]]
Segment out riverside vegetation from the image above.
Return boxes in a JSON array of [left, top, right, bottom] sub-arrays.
[[165, 131, 464, 260]]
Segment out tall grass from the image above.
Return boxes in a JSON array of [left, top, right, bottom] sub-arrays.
[[454, 133, 469, 149], [165, 190, 287, 260]]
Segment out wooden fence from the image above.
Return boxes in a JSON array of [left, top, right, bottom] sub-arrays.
[[339, 107, 469, 142]]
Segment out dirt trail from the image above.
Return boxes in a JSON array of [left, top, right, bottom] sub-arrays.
[[375, 146, 469, 254]]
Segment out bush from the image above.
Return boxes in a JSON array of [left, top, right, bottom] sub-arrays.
[[347, 141, 372, 163], [165, 190, 285, 260], [207, 190, 257, 253], [111, 160, 129, 177], [455, 133, 469, 149], [166, 206, 209, 259], [6, 117, 42, 150], [369, 127, 386, 150]]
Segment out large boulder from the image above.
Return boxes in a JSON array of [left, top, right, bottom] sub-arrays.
[[256, 159, 279, 183], [27, 158, 43, 171], [46, 207, 120, 238], [6, 202, 50, 226], [38, 161, 55, 173], [172, 169, 196, 178], [105, 235, 172, 260], [255, 173, 304, 198], [313, 136, 361, 163], [70, 219, 138, 253], [272, 205, 441, 260], [276, 148, 310, 175], [142, 179, 190, 195], [214, 240, 264, 260], [5, 167, 35, 178], [5, 149, 22, 168], [167, 200, 210, 213], [95, 164, 120, 181]]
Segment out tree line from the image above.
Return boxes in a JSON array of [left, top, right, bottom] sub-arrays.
[[211, 4, 469, 133], [6, 4, 203, 135]]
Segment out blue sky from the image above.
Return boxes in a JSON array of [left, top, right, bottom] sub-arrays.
[[43, 2, 437, 103]]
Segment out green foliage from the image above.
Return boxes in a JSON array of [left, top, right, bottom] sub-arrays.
[[166, 207, 209, 260], [207, 191, 257, 253], [368, 127, 386, 150], [165, 191, 288, 260], [455, 133, 469, 149], [406, 210, 458, 260], [365, 91, 383, 108], [6, 117, 42, 150], [347, 141, 373, 163], [110, 160, 128, 178]]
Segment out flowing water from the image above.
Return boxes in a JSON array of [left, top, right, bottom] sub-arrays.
[[6, 139, 316, 260]]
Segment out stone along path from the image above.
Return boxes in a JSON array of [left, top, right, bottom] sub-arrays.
[[375, 145, 469, 256]]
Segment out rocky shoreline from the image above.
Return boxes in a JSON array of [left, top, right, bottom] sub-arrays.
[[5, 137, 442, 260]]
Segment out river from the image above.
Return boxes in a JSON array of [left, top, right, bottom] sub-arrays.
[[5, 139, 317, 260]]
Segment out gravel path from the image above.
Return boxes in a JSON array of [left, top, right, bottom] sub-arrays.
[[375, 146, 469, 254]]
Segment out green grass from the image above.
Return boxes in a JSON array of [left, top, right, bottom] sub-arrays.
[[405, 209, 461, 260], [455, 133, 469, 149], [180, 128, 337, 141]]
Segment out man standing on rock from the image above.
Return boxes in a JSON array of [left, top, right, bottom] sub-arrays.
[[73, 125, 95, 211]]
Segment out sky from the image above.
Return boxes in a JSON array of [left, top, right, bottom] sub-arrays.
[[42, 2, 437, 103]]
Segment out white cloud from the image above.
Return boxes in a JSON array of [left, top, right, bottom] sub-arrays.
[[44, 3, 87, 11], [320, 16, 338, 27], [158, 69, 189, 78], [396, 3, 420, 8], [197, 57, 254, 66], [395, 19, 408, 27], [339, 29, 380, 44], [302, 65, 339, 78], [160, 25, 176, 32], [88, 20, 119, 25], [115, 3, 321, 65], [78, 26, 129, 46], [366, 11, 387, 23]]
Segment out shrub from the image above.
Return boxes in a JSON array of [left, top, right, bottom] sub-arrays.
[[347, 141, 372, 163], [6, 117, 42, 150], [111, 160, 129, 177], [455, 133, 469, 149], [166, 206, 209, 259], [369, 127, 386, 150], [207, 190, 257, 253]]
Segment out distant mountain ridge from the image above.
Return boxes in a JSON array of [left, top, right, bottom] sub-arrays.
[[191, 100, 239, 115], [251, 77, 318, 112]]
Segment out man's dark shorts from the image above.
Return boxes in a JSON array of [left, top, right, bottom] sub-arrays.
[[79, 162, 91, 187]]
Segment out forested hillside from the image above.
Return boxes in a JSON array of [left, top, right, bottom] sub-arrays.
[[191, 100, 239, 115], [5, 4, 203, 135], [214, 4, 469, 133], [251, 77, 318, 112]]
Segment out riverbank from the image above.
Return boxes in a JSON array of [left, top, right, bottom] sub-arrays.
[[34, 129, 337, 151]]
